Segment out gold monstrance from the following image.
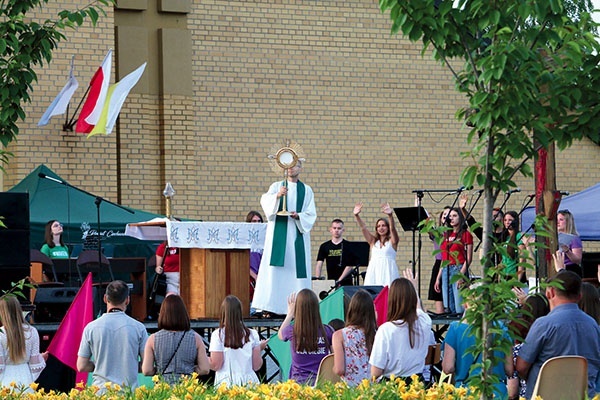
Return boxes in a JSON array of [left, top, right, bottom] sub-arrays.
[[268, 140, 306, 216]]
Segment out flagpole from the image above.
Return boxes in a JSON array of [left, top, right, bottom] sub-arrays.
[[63, 84, 91, 132], [63, 104, 71, 131]]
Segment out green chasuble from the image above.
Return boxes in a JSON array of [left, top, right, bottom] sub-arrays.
[[269, 180, 307, 278]]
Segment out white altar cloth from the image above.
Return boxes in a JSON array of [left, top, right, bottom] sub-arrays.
[[166, 221, 266, 249]]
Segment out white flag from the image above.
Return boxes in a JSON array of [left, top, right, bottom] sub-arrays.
[[37, 57, 79, 126]]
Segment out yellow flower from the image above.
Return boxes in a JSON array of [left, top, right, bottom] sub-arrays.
[[29, 382, 39, 392], [455, 386, 468, 397], [151, 375, 160, 383], [216, 382, 229, 395]]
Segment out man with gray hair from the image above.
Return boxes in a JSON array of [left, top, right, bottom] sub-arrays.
[[77, 280, 147, 391]]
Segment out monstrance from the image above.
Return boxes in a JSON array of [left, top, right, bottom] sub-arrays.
[[268, 140, 306, 216]]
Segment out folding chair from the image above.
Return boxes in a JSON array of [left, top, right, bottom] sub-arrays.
[[314, 354, 340, 386], [76, 250, 113, 284], [530, 355, 588, 400], [424, 343, 441, 385]]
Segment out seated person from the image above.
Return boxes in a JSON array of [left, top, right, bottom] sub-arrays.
[[516, 270, 600, 399], [442, 282, 513, 398], [40, 220, 69, 259]]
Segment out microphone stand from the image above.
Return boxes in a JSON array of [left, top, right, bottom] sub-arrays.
[[463, 190, 483, 225], [497, 191, 512, 214], [38, 173, 134, 285], [517, 196, 535, 219], [412, 190, 425, 294]]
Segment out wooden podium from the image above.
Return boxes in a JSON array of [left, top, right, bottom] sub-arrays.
[[126, 220, 265, 320], [180, 248, 250, 319]]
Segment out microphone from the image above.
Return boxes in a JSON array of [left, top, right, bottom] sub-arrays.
[[559, 191, 570, 196], [506, 188, 521, 195], [38, 173, 64, 185]]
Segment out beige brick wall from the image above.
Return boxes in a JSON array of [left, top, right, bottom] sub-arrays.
[[4, 0, 600, 304]]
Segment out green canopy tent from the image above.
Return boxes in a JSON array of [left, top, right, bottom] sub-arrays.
[[8, 164, 164, 259]]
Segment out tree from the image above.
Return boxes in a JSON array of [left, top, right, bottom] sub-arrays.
[[378, 0, 600, 397], [0, 0, 113, 171]]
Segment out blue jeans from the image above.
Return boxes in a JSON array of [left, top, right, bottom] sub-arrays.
[[441, 264, 464, 314]]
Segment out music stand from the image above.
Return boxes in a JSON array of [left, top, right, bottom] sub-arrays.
[[394, 207, 428, 232], [394, 206, 429, 294], [345, 241, 370, 286]]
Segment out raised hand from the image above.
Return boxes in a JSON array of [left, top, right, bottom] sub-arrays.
[[286, 292, 297, 317], [459, 193, 469, 209], [552, 250, 565, 272], [402, 268, 418, 289], [381, 202, 393, 216], [512, 287, 527, 305], [353, 202, 363, 216]]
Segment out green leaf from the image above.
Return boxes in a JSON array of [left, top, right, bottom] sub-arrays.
[[87, 7, 99, 25], [461, 165, 478, 188]]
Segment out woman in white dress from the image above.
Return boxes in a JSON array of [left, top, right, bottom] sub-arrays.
[[209, 296, 267, 387], [354, 202, 400, 286], [0, 296, 47, 391]]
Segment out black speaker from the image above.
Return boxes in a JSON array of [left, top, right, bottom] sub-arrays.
[[0, 192, 30, 268], [34, 287, 80, 323], [33, 286, 139, 322], [0, 192, 30, 229]]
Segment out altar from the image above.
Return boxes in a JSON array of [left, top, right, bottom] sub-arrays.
[[126, 220, 266, 319]]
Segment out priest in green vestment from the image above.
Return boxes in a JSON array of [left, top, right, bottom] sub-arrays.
[[251, 162, 317, 315]]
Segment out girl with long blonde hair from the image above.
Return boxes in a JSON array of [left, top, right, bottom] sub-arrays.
[[0, 296, 47, 389]]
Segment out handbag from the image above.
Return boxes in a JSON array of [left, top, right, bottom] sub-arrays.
[[149, 244, 169, 302], [149, 272, 167, 301]]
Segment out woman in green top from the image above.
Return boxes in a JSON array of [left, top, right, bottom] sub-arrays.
[[40, 220, 69, 259], [500, 211, 527, 282]]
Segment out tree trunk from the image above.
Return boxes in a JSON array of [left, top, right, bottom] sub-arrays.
[[535, 143, 559, 280]]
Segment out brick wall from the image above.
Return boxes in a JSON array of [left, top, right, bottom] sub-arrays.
[[4, 0, 599, 304]]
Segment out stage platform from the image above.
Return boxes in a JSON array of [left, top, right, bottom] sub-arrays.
[[33, 317, 285, 335]]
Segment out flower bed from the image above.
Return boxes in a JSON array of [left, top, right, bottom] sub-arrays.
[[3, 375, 599, 399]]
